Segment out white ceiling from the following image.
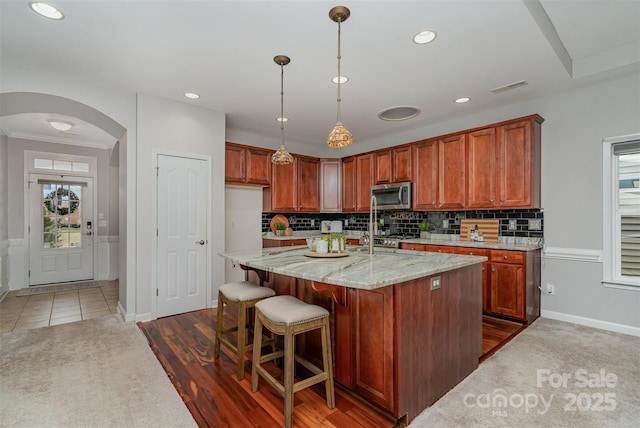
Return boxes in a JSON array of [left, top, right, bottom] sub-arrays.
[[1, 0, 639, 153]]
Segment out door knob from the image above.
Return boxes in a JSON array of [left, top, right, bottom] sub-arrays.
[[196, 240, 205, 245]]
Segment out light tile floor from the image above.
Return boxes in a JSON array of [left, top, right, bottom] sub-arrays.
[[0, 280, 119, 333]]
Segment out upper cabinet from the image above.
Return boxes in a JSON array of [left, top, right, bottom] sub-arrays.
[[342, 153, 374, 213], [497, 117, 542, 208], [413, 140, 438, 210], [466, 128, 497, 208], [225, 142, 271, 186], [437, 134, 467, 209], [264, 155, 320, 213], [374, 145, 412, 184], [320, 159, 342, 213]]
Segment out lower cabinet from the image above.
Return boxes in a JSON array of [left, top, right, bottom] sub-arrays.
[[262, 238, 306, 247], [399, 244, 540, 324]]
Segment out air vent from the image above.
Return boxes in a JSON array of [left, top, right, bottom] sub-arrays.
[[378, 106, 421, 121], [490, 80, 529, 94]]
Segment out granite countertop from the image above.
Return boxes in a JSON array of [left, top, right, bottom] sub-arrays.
[[262, 231, 543, 251], [220, 245, 486, 290]]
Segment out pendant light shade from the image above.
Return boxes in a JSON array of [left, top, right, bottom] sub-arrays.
[[327, 6, 353, 148], [271, 55, 294, 165]]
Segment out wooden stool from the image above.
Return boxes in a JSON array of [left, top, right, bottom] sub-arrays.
[[251, 295, 335, 428], [214, 281, 276, 379]]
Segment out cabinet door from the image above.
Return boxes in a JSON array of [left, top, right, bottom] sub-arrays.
[[353, 287, 394, 412], [425, 244, 456, 254], [342, 157, 356, 212], [489, 262, 525, 320], [399, 242, 428, 251], [497, 120, 532, 207], [412, 140, 438, 210], [455, 247, 490, 312], [374, 150, 392, 184], [392, 145, 412, 183], [270, 161, 298, 212], [246, 147, 271, 185], [298, 157, 320, 212], [355, 154, 374, 212], [320, 159, 342, 212], [225, 143, 245, 183], [467, 128, 496, 208], [438, 134, 466, 209]]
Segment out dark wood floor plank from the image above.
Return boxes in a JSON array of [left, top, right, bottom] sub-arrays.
[[139, 309, 524, 427]]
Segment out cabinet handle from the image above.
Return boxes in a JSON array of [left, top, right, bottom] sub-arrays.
[[503, 255, 508, 260], [500, 198, 505, 202], [432, 201, 436, 205], [490, 199, 494, 202], [491, 268, 496, 272]]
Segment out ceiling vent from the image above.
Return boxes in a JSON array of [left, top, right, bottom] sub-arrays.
[[490, 80, 529, 94], [378, 106, 421, 121]]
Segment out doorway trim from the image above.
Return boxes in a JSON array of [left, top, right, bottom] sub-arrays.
[[151, 149, 212, 319]]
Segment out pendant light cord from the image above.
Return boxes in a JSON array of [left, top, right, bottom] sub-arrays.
[[280, 63, 285, 145], [336, 19, 342, 123]]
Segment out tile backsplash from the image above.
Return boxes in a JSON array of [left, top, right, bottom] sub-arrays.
[[263, 209, 543, 239]]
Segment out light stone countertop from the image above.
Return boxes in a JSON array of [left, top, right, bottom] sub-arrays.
[[220, 245, 486, 290]]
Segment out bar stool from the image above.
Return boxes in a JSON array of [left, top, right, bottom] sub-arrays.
[[214, 281, 276, 379], [251, 295, 335, 428]]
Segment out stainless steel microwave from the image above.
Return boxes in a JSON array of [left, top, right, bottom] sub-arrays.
[[371, 182, 412, 210]]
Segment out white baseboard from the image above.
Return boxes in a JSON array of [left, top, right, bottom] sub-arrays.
[[541, 309, 640, 337], [135, 312, 154, 323], [117, 301, 135, 323]]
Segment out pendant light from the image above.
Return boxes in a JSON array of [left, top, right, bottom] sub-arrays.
[[271, 55, 294, 165], [327, 6, 353, 148]]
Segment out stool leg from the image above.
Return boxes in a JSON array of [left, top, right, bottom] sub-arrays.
[[321, 319, 335, 409], [214, 292, 224, 359], [236, 302, 247, 379], [251, 313, 263, 393], [284, 329, 295, 428]]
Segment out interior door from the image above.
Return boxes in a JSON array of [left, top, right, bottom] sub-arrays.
[[156, 154, 208, 317], [28, 174, 94, 285]]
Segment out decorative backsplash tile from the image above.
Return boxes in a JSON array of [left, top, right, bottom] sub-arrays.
[[263, 209, 544, 239]]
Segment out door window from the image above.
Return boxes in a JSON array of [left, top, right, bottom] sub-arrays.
[[41, 183, 83, 249]]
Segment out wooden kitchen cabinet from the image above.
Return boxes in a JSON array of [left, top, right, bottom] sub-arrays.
[[466, 127, 497, 208], [262, 238, 306, 247], [413, 134, 466, 210], [400, 242, 429, 251], [496, 116, 542, 208], [455, 247, 491, 312], [264, 155, 320, 212], [225, 142, 271, 185], [342, 154, 374, 212], [486, 249, 540, 324], [320, 159, 342, 212], [467, 115, 543, 209], [352, 286, 395, 411], [374, 145, 412, 184]]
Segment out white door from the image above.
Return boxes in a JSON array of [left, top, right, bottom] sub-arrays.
[[156, 154, 208, 317], [28, 174, 94, 285]]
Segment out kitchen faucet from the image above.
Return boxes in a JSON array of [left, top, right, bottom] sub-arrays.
[[369, 195, 377, 255]]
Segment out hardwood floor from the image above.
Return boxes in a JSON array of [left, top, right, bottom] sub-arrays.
[[138, 309, 526, 427]]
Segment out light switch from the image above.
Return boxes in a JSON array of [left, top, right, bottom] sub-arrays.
[[98, 220, 107, 227]]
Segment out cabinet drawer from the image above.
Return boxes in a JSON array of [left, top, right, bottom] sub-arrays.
[[490, 250, 524, 264], [455, 247, 490, 257], [400, 243, 428, 251]]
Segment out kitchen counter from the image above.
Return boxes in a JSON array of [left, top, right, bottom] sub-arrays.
[[402, 236, 543, 251], [220, 245, 486, 290]]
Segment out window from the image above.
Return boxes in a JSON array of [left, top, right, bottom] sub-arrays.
[[603, 134, 640, 289]]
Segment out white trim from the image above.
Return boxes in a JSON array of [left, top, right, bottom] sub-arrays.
[[8, 238, 26, 290], [541, 310, 640, 337], [602, 280, 640, 291], [117, 301, 135, 323], [542, 246, 602, 263]]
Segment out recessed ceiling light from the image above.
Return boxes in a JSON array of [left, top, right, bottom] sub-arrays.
[[454, 97, 470, 104], [184, 92, 200, 99], [29, 2, 64, 20], [276, 117, 289, 122], [332, 75, 349, 84], [378, 106, 421, 121], [48, 119, 74, 132], [413, 30, 437, 45]]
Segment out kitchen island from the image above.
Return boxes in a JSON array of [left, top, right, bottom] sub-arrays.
[[220, 245, 487, 424]]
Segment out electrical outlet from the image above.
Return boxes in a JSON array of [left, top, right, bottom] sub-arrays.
[[529, 218, 542, 230], [443, 219, 449, 229], [310, 219, 315, 227], [232, 261, 238, 269], [508, 219, 517, 230], [544, 284, 555, 295], [454, 214, 465, 224], [430, 276, 441, 291]]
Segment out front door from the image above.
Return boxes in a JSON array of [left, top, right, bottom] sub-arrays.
[[28, 174, 94, 285], [156, 154, 208, 317]]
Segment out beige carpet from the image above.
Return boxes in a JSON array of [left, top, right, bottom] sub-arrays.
[[0, 315, 196, 428], [409, 318, 640, 427]]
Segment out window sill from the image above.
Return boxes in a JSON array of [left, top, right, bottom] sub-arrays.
[[602, 279, 640, 292]]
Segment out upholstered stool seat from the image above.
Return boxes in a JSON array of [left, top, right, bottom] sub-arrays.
[[214, 281, 276, 379], [251, 295, 335, 428]]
